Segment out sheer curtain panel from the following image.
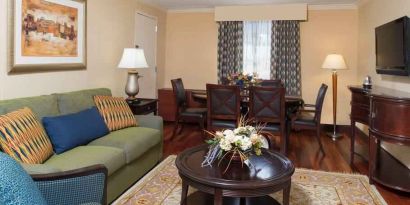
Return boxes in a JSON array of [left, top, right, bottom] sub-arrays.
[[243, 21, 272, 79]]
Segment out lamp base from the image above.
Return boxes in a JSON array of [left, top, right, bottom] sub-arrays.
[[326, 132, 343, 141]]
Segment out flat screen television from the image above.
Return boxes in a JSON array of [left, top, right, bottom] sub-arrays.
[[375, 16, 410, 76]]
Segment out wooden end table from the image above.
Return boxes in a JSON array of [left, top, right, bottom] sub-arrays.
[[127, 98, 158, 115], [175, 145, 295, 205]]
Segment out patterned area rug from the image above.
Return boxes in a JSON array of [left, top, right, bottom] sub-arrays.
[[112, 155, 387, 205]]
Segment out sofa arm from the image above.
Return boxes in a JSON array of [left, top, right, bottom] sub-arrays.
[[135, 115, 163, 133], [135, 115, 164, 159], [32, 165, 107, 205], [21, 163, 62, 175]]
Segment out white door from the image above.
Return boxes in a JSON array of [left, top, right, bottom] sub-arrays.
[[135, 12, 157, 98]]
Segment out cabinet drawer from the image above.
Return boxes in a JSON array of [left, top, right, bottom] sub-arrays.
[[352, 92, 370, 106], [351, 105, 369, 124]]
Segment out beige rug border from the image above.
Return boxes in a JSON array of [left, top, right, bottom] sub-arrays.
[[112, 155, 387, 205]]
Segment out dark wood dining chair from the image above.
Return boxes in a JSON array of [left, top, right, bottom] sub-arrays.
[[206, 84, 241, 131], [291, 83, 328, 154], [260, 79, 283, 87], [171, 78, 207, 138], [249, 86, 286, 153]]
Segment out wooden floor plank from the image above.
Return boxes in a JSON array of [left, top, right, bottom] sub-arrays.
[[162, 122, 410, 204]]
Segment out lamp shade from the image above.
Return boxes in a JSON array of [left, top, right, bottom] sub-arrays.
[[118, 48, 148, 69], [321, 54, 347, 70]]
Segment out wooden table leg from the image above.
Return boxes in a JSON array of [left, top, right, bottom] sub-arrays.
[[180, 180, 189, 205], [283, 181, 291, 205], [369, 133, 377, 185], [214, 189, 223, 205]]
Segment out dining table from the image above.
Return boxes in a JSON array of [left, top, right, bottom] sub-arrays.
[[190, 90, 304, 155]]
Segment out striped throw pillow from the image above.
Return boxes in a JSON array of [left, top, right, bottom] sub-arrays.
[[0, 108, 53, 164], [94, 96, 137, 131]]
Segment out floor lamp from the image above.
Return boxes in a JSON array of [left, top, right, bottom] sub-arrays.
[[322, 54, 347, 140]]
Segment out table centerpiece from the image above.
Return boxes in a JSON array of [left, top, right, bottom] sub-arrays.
[[201, 117, 269, 173], [227, 72, 261, 88]]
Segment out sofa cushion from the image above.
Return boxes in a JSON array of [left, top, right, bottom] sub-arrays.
[[88, 127, 161, 163], [54, 88, 112, 115], [44, 146, 125, 175], [94, 96, 137, 131], [42, 107, 109, 154], [0, 108, 54, 164], [0, 95, 59, 120]]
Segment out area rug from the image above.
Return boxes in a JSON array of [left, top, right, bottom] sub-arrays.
[[112, 155, 387, 205]]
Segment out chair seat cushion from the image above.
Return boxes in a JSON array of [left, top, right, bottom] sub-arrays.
[[180, 108, 207, 118], [294, 113, 316, 127], [262, 123, 281, 132], [44, 146, 125, 175], [88, 127, 161, 163], [210, 120, 237, 129]]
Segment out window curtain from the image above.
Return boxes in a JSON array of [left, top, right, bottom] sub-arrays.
[[270, 21, 301, 96], [217, 21, 243, 83], [243, 21, 272, 79]]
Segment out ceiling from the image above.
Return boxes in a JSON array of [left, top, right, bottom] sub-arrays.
[[141, 0, 358, 10]]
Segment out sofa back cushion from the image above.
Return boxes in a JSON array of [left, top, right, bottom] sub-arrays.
[[94, 96, 137, 131], [42, 107, 110, 154], [0, 108, 54, 164], [55, 88, 112, 115], [0, 95, 59, 120]]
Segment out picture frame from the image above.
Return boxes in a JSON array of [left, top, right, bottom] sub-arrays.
[[7, 0, 87, 73]]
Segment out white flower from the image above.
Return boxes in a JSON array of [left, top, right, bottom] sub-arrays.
[[233, 127, 246, 134], [223, 129, 234, 137], [240, 137, 252, 151], [225, 134, 236, 144], [245, 126, 255, 133], [219, 138, 232, 151]]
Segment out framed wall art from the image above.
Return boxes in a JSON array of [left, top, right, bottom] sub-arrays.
[[7, 0, 87, 73]]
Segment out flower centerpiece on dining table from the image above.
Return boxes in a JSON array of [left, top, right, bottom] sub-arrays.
[[227, 72, 262, 88], [201, 118, 269, 173]]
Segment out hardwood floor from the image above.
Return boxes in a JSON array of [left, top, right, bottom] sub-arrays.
[[162, 122, 410, 204]]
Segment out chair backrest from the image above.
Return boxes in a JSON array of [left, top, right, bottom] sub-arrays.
[[260, 79, 283, 87], [0, 152, 47, 205], [249, 86, 285, 124], [206, 84, 241, 124], [313, 84, 328, 123], [171, 78, 187, 111]]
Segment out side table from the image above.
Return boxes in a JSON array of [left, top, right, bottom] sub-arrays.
[[127, 98, 158, 115]]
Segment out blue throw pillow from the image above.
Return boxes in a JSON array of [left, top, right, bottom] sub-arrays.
[[42, 107, 109, 154]]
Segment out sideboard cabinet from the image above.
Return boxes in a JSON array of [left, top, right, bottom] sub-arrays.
[[349, 85, 410, 192]]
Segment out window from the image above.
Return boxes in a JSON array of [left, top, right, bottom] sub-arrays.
[[243, 21, 272, 79]]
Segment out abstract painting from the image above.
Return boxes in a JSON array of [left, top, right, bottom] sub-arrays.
[[8, 0, 86, 73]]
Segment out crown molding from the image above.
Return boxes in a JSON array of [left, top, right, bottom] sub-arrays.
[[308, 3, 358, 10], [167, 8, 215, 13]]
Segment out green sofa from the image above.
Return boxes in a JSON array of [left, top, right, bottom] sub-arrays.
[[0, 88, 163, 203]]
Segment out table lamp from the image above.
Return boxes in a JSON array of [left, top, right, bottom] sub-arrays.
[[118, 47, 148, 102], [322, 54, 347, 140]]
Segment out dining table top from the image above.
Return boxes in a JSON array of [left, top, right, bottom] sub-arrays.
[[190, 90, 303, 103]]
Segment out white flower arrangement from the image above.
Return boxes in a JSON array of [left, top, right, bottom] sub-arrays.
[[202, 118, 269, 172]]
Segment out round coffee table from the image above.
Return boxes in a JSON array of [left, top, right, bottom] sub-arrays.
[[175, 145, 295, 205]]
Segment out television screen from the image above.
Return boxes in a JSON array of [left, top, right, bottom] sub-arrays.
[[376, 17, 406, 69]]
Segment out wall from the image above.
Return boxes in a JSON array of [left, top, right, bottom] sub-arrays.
[[357, 0, 410, 168], [301, 9, 358, 125], [0, 0, 166, 100], [163, 12, 218, 90], [162, 9, 358, 125]]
